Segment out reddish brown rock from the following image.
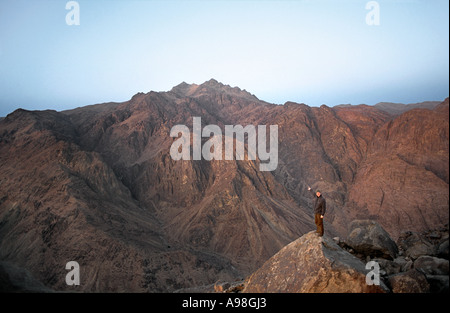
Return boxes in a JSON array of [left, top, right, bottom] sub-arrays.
[[388, 269, 430, 293], [346, 102, 449, 239], [0, 80, 448, 291], [243, 231, 387, 293]]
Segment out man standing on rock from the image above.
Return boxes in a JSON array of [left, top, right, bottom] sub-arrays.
[[308, 187, 326, 236]]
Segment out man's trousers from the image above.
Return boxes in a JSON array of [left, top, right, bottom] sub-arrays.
[[315, 213, 324, 236]]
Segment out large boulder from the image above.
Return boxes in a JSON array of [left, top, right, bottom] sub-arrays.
[[388, 269, 430, 293], [346, 220, 399, 260], [397, 231, 436, 259], [414, 256, 449, 275], [243, 231, 387, 293], [437, 240, 449, 259]]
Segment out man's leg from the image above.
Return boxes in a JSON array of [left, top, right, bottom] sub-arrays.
[[315, 213, 324, 236], [314, 213, 320, 234]]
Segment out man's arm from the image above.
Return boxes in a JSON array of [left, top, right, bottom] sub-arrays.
[[320, 198, 326, 217]]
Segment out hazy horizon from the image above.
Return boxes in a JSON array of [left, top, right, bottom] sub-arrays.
[[0, 0, 449, 117], [1, 77, 447, 117]]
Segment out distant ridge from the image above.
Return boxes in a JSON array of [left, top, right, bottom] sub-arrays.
[[334, 101, 442, 115], [374, 101, 441, 115]]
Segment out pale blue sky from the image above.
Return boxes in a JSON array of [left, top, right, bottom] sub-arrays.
[[0, 0, 448, 116]]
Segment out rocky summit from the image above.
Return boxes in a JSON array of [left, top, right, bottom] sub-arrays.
[[0, 79, 448, 292], [234, 221, 448, 293], [243, 231, 388, 293]]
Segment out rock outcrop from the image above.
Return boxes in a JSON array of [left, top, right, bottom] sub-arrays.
[[388, 269, 430, 293], [239, 221, 448, 294], [243, 231, 387, 293], [338, 221, 449, 293], [346, 220, 399, 260]]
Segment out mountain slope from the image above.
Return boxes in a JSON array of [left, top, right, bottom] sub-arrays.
[[346, 102, 449, 238], [0, 80, 448, 291], [0, 107, 240, 291]]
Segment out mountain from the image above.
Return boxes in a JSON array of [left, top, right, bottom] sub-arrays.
[[374, 101, 442, 115], [346, 100, 449, 238], [0, 80, 448, 292]]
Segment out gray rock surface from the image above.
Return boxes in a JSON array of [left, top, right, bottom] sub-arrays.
[[397, 231, 436, 259], [243, 231, 387, 293], [346, 220, 399, 260], [414, 256, 449, 275], [388, 269, 430, 293]]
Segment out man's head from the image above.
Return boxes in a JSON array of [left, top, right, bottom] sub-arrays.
[[316, 191, 321, 197]]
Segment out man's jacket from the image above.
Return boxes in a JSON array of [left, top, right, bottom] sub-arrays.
[[309, 190, 326, 215]]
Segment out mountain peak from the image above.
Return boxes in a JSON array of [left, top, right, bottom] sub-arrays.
[[169, 81, 199, 97], [204, 78, 220, 85], [169, 79, 260, 102]]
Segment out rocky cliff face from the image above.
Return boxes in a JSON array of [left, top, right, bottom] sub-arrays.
[[0, 80, 448, 291], [346, 100, 449, 238]]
